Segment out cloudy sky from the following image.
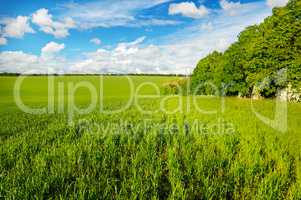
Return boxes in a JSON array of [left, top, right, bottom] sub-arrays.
[[0, 0, 288, 74]]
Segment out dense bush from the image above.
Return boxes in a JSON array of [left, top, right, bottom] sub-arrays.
[[162, 78, 190, 95], [191, 0, 301, 97]]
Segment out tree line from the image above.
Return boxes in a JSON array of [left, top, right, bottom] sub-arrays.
[[191, 0, 301, 98]]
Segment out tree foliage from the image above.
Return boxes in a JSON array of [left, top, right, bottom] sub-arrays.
[[191, 0, 301, 97]]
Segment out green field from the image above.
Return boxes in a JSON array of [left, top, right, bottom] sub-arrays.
[[1, 76, 301, 199]]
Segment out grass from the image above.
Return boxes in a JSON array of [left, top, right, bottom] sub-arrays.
[[0, 75, 301, 199]]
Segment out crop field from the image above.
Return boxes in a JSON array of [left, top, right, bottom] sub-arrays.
[[0, 75, 301, 199]]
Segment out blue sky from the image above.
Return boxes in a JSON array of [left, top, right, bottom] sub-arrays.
[[0, 0, 288, 74]]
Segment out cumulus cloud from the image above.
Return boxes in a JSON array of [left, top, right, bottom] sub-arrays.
[[168, 2, 209, 19], [70, 34, 221, 74], [41, 41, 65, 59], [0, 51, 39, 73], [71, 41, 166, 74], [70, 1, 272, 74], [90, 38, 101, 45], [1, 16, 34, 38], [0, 41, 67, 74], [70, 35, 226, 75], [267, 0, 289, 8], [32, 8, 76, 38], [0, 50, 68, 74], [220, 0, 242, 16], [0, 0, 272, 75], [71, 36, 162, 74]]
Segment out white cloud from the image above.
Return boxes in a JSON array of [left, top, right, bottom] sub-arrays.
[[71, 36, 157, 74], [0, 1, 273, 75], [168, 2, 209, 19], [71, 40, 164, 74], [0, 37, 7, 45], [70, 34, 225, 74], [70, 1, 272, 74], [41, 41, 65, 56], [1, 16, 34, 38], [32, 8, 76, 38], [267, 0, 289, 8], [0, 51, 39, 73], [90, 38, 101, 45], [220, 0, 242, 16], [0, 43, 67, 74], [60, 0, 178, 29]]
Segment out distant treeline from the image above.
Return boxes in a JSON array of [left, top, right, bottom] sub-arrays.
[[0, 73, 189, 77], [191, 0, 301, 98]]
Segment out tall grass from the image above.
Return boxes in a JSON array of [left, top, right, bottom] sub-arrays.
[[0, 76, 301, 199]]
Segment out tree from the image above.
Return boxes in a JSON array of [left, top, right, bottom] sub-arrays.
[[191, 0, 301, 98]]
